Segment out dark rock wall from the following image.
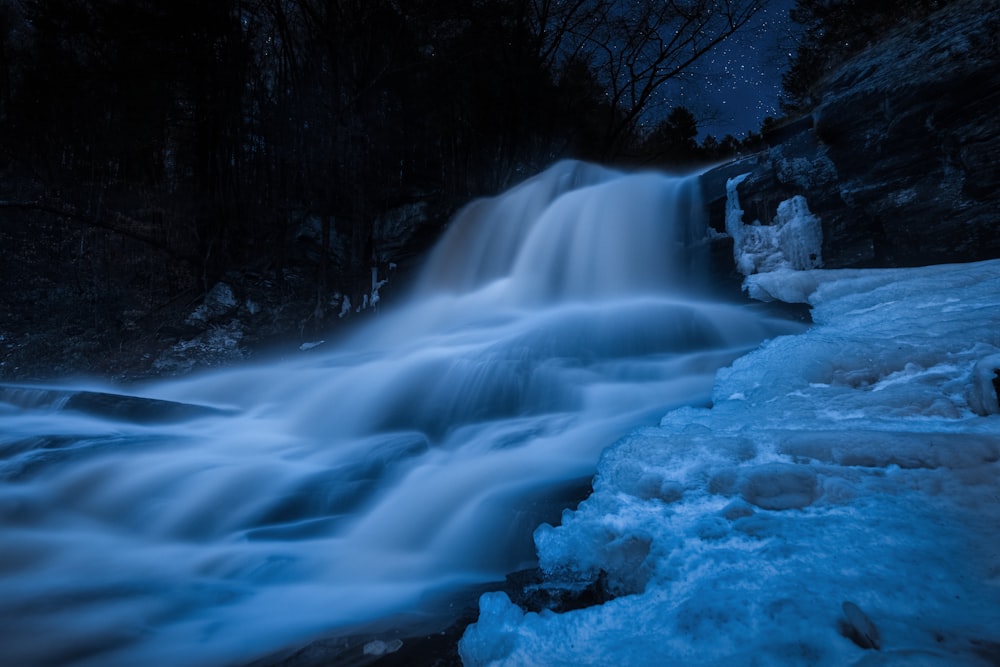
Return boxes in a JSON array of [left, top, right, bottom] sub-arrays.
[[703, 0, 1000, 270]]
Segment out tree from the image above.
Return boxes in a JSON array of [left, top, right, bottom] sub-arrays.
[[421, 0, 769, 162], [537, 0, 768, 157], [644, 106, 700, 163]]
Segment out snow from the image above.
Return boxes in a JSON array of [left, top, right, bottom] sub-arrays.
[[460, 259, 1000, 666], [725, 174, 824, 277]]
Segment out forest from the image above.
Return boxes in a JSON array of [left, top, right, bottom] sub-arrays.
[[0, 0, 951, 378]]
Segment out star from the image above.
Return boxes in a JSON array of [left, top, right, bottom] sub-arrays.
[[655, 0, 798, 140]]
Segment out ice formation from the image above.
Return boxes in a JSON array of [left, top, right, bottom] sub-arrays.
[[726, 173, 824, 276], [461, 259, 1000, 666]]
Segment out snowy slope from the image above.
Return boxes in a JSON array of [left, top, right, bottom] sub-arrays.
[[460, 260, 1000, 666]]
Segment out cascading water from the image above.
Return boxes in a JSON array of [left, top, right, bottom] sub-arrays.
[[0, 160, 802, 666]]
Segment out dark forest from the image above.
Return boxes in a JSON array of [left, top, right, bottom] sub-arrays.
[[0, 0, 949, 378]]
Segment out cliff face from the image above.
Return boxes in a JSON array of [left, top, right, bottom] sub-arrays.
[[703, 0, 1000, 271]]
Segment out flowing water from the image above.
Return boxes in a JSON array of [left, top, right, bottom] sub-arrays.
[[0, 160, 801, 666]]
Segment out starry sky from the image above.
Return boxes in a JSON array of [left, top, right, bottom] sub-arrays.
[[666, 0, 799, 139]]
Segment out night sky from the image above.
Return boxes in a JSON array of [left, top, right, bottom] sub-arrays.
[[668, 0, 798, 139]]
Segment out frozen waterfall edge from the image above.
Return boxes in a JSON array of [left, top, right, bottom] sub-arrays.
[[460, 259, 1000, 667]]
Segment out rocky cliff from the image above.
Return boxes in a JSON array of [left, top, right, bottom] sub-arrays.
[[702, 0, 1000, 272]]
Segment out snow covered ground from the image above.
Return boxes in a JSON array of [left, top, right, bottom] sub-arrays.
[[460, 259, 1000, 666]]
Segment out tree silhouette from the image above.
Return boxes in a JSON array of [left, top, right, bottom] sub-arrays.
[[1, 0, 769, 339]]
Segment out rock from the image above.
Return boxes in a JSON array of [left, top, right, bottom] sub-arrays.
[[186, 282, 238, 325], [841, 600, 882, 650], [363, 639, 403, 656], [504, 568, 613, 614], [152, 320, 249, 376], [62, 391, 233, 423], [0, 384, 232, 423], [374, 200, 431, 263], [702, 0, 1000, 271]]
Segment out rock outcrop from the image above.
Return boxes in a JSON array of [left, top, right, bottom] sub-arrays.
[[702, 0, 1000, 271]]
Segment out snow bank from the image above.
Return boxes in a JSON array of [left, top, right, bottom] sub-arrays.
[[460, 259, 1000, 666]]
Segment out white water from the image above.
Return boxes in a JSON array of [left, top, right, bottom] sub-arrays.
[[0, 160, 801, 666]]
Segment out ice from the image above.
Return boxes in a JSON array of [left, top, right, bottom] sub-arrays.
[[969, 353, 1000, 416], [725, 174, 823, 277], [369, 266, 389, 308], [738, 462, 818, 510], [775, 195, 823, 270], [461, 259, 1000, 666]]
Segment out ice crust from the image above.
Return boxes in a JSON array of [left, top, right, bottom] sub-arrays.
[[460, 259, 1000, 666]]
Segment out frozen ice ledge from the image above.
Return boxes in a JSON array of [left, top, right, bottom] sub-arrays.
[[460, 259, 1000, 666]]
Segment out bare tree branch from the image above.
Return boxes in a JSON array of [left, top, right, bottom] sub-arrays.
[[528, 0, 767, 156]]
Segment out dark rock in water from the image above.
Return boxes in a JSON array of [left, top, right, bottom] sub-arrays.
[[702, 0, 1000, 271], [840, 600, 882, 650], [63, 391, 233, 423], [0, 384, 232, 423]]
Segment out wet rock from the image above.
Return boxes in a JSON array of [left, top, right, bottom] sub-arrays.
[[62, 390, 233, 423], [0, 384, 232, 423]]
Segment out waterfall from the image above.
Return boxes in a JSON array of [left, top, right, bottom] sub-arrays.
[[0, 160, 801, 666], [416, 160, 708, 301]]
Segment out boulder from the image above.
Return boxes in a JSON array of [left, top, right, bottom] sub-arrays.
[[0, 384, 232, 423]]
